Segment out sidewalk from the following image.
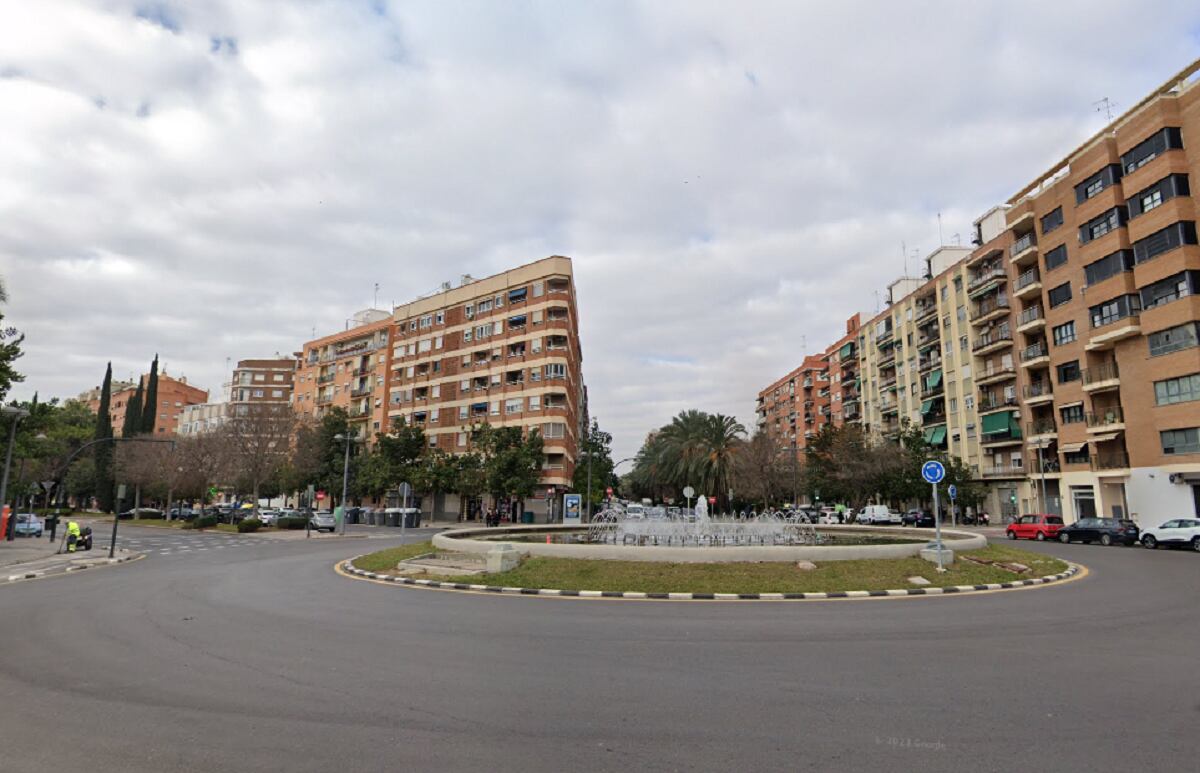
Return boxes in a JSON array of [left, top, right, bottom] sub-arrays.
[[1, 535, 140, 584]]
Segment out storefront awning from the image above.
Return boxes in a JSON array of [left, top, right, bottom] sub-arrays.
[[1060, 442, 1087, 453], [981, 411, 1011, 435], [926, 369, 942, 389]]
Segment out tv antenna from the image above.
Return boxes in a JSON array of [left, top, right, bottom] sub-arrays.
[[1094, 97, 1115, 122]]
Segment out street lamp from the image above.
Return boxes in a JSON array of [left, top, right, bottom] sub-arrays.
[[333, 432, 362, 535], [1, 407, 31, 541]]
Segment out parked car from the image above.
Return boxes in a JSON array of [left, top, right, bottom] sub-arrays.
[[257, 509, 281, 525], [857, 505, 901, 525], [1006, 514, 1064, 541], [168, 507, 197, 520], [310, 511, 336, 533], [1058, 517, 1140, 546], [1140, 518, 1200, 551], [119, 507, 163, 520], [13, 513, 42, 537]]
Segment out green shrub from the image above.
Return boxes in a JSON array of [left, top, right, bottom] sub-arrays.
[[237, 518, 262, 533], [275, 516, 308, 530], [192, 514, 218, 530]]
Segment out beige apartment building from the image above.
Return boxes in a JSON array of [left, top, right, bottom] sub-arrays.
[[293, 310, 392, 440], [386, 256, 587, 520]]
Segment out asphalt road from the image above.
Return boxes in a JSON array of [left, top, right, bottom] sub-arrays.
[[1, 524, 1197, 772]]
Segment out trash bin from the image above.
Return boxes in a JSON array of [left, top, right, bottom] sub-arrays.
[[402, 510, 420, 528], [521, 511, 535, 524], [386, 509, 401, 527], [346, 508, 359, 525], [375, 511, 387, 526]]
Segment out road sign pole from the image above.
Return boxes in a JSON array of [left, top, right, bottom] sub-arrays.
[[932, 483, 943, 572], [109, 483, 126, 558]]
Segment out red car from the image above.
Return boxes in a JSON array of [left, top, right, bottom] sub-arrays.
[[1006, 514, 1065, 541]]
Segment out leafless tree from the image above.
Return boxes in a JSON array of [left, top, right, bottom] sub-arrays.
[[224, 405, 296, 512], [733, 431, 791, 510], [178, 431, 233, 510]]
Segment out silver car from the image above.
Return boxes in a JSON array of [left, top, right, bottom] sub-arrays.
[[310, 511, 336, 533]]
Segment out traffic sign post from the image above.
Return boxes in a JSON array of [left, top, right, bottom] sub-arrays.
[[947, 484, 957, 526], [683, 485, 695, 513], [921, 461, 947, 571]]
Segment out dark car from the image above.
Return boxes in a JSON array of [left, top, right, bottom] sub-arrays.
[[1057, 517, 1139, 546], [902, 509, 935, 528]]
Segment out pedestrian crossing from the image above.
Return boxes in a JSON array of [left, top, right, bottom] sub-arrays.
[[116, 535, 279, 557]]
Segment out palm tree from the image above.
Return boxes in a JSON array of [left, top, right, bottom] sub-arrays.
[[631, 410, 746, 510]]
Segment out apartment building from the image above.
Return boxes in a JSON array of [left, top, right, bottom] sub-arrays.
[[387, 256, 587, 520], [229, 358, 295, 414], [293, 310, 392, 439], [826, 314, 864, 426], [84, 372, 208, 437], [988, 60, 1200, 523], [755, 354, 831, 457], [176, 402, 230, 436]]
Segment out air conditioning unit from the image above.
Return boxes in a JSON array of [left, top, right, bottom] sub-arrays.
[[1168, 473, 1185, 484]]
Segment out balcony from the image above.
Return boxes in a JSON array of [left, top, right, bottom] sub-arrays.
[[350, 384, 373, 398], [1028, 454, 1061, 476], [347, 406, 370, 420], [880, 403, 899, 416], [978, 394, 1019, 413], [1081, 362, 1120, 393], [971, 294, 1011, 325], [877, 328, 894, 346], [1027, 418, 1058, 440], [879, 350, 896, 367], [1010, 231, 1038, 265], [1085, 318, 1141, 352], [975, 363, 1018, 386], [982, 464, 1025, 479], [1013, 268, 1042, 299], [1016, 304, 1045, 333], [968, 265, 1008, 297], [973, 329, 1014, 355], [317, 373, 335, 384], [1086, 406, 1126, 434], [915, 303, 939, 325], [880, 375, 898, 391], [1022, 380, 1054, 405], [1091, 451, 1130, 472], [316, 393, 333, 406], [918, 354, 942, 372], [1019, 342, 1050, 368], [920, 383, 944, 400]]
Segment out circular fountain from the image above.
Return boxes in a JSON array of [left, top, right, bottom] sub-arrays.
[[434, 502, 987, 563]]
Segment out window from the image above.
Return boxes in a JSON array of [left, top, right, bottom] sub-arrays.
[[1160, 428, 1200, 455], [1089, 294, 1140, 328], [1084, 250, 1135, 287], [271, 389, 283, 398], [477, 299, 493, 313], [463, 329, 473, 343], [434, 336, 443, 350], [1048, 282, 1072, 308], [1064, 447, 1090, 465], [1148, 321, 1200, 357], [407, 343, 416, 355], [966, 423, 976, 439], [1060, 404, 1085, 424], [543, 422, 566, 439], [464, 303, 474, 319], [1074, 164, 1122, 203], [457, 432, 467, 447], [964, 395, 974, 410], [435, 311, 444, 325], [458, 406, 468, 420], [528, 395, 541, 410], [532, 281, 544, 297], [1140, 271, 1199, 311], [1052, 321, 1076, 346], [956, 304, 965, 321], [460, 379, 470, 392], [1078, 207, 1126, 244], [419, 314, 433, 329], [489, 401, 500, 416], [1043, 244, 1068, 271], [505, 398, 523, 414], [409, 320, 417, 331], [1041, 207, 1063, 234], [954, 276, 963, 292], [949, 397, 957, 412], [273, 374, 285, 382], [1154, 374, 1200, 406], [418, 339, 432, 353], [406, 366, 415, 377], [545, 363, 565, 379], [252, 389, 264, 398], [941, 285, 948, 302], [431, 408, 440, 422], [494, 294, 503, 308], [1121, 127, 1183, 174], [1057, 361, 1080, 384], [1132, 221, 1198, 264], [958, 335, 967, 352], [428, 435, 438, 448], [431, 385, 440, 399]]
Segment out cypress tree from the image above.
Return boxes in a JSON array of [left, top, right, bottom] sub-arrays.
[[141, 354, 159, 435], [122, 379, 144, 438], [94, 362, 116, 512]]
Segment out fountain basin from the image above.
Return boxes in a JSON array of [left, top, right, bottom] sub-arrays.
[[433, 524, 987, 564]]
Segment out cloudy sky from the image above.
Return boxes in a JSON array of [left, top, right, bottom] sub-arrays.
[[3, 1, 1199, 461]]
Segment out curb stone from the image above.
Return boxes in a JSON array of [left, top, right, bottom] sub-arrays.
[[4, 552, 141, 584], [338, 558, 1082, 601]]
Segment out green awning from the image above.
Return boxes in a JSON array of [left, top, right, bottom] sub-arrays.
[[840, 342, 854, 359], [920, 399, 935, 415], [981, 411, 1011, 435], [1008, 415, 1023, 439], [926, 369, 943, 389], [928, 426, 947, 446], [923, 428, 936, 444]]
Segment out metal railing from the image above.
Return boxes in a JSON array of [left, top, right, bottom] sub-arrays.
[[1011, 232, 1037, 256], [969, 264, 1007, 290], [983, 464, 1024, 478], [1015, 268, 1041, 291], [1021, 342, 1049, 361], [973, 329, 1014, 352], [1091, 451, 1129, 470], [976, 363, 1017, 381], [1023, 380, 1052, 399], [1017, 305, 1043, 326], [973, 295, 1011, 318], [1082, 362, 1119, 385], [1028, 418, 1057, 435], [1086, 406, 1125, 427]]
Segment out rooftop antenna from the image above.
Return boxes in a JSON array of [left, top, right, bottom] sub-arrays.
[[937, 212, 944, 246], [952, 232, 962, 246], [901, 240, 908, 277], [373, 282, 380, 310], [1094, 97, 1115, 122]]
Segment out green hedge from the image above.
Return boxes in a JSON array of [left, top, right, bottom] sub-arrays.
[[276, 516, 308, 530], [237, 518, 262, 533], [188, 514, 218, 530]]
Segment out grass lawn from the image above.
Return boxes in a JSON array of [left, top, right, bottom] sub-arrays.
[[351, 542, 436, 572], [351, 543, 1070, 594]]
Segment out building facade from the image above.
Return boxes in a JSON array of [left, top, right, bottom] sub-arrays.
[[84, 373, 208, 437], [176, 402, 230, 436], [387, 256, 587, 519], [229, 358, 296, 414], [755, 58, 1200, 524], [293, 311, 393, 440]]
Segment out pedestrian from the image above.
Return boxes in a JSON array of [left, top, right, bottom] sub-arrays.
[[65, 520, 81, 553], [46, 512, 59, 542]]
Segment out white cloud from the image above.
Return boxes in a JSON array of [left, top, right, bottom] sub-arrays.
[[2, 0, 1198, 461]]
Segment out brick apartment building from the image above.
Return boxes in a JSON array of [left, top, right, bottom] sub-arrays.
[[387, 255, 587, 520], [756, 58, 1200, 524], [229, 358, 296, 414], [82, 372, 208, 437], [293, 310, 393, 438]]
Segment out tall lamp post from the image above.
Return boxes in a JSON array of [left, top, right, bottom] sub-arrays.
[[1, 406, 31, 541], [333, 432, 361, 535]]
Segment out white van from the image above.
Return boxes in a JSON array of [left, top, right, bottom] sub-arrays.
[[857, 505, 898, 525], [625, 504, 646, 520]]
